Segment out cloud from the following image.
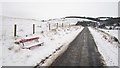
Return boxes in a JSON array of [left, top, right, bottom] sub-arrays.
[[2, 2, 118, 20]]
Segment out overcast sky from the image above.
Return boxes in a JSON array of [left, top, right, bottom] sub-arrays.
[[1, 1, 119, 20]]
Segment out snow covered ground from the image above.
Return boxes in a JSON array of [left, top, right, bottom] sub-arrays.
[[99, 28, 119, 40], [2, 16, 84, 66], [89, 27, 118, 66], [0, 16, 2, 68]]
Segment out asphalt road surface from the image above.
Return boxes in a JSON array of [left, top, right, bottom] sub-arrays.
[[50, 27, 105, 66]]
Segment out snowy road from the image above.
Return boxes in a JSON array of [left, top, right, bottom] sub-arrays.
[[50, 27, 105, 66]]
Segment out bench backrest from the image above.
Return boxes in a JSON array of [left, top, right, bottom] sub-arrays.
[[15, 37, 39, 44]]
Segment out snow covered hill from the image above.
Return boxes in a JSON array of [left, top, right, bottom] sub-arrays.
[[2, 16, 84, 66]]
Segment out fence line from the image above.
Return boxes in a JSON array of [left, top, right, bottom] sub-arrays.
[[13, 23, 71, 37]]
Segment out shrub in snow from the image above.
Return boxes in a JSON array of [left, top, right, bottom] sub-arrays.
[[26, 35, 28, 37], [8, 45, 21, 52], [113, 37, 119, 42], [41, 31, 44, 34], [8, 46, 14, 50], [50, 38, 54, 40], [51, 29, 57, 32]]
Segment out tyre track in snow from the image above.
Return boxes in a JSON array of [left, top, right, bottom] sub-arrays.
[[50, 27, 105, 66]]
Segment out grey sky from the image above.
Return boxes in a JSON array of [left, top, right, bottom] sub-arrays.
[[2, 2, 118, 20], [118, 1, 120, 16]]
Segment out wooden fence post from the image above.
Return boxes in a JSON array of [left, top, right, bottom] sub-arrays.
[[57, 23, 58, 28], [33, 24, 35, 34], [14, 24, 17, 37], [62, 23, 63, 27], [49, 24, 50, 30]]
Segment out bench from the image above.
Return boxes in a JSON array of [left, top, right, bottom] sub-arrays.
[[14, 37, 44, 49]]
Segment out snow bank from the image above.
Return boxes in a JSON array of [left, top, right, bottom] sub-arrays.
[[99, 28, 119, 41], [89, 27, 118, 66]]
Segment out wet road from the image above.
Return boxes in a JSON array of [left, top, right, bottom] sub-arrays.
[[51, 27, 105, 66]]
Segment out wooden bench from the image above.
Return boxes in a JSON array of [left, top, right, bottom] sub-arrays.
[[14, 37, 44, 49]]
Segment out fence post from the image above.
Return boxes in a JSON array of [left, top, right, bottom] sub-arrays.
[[57, 23, 58, 28], [62, 23, 63, 27], [69, 24, 70, 28], [33, 24, 35, 34], [14, 24, 17, 37], [49, 24, 50, 30]]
